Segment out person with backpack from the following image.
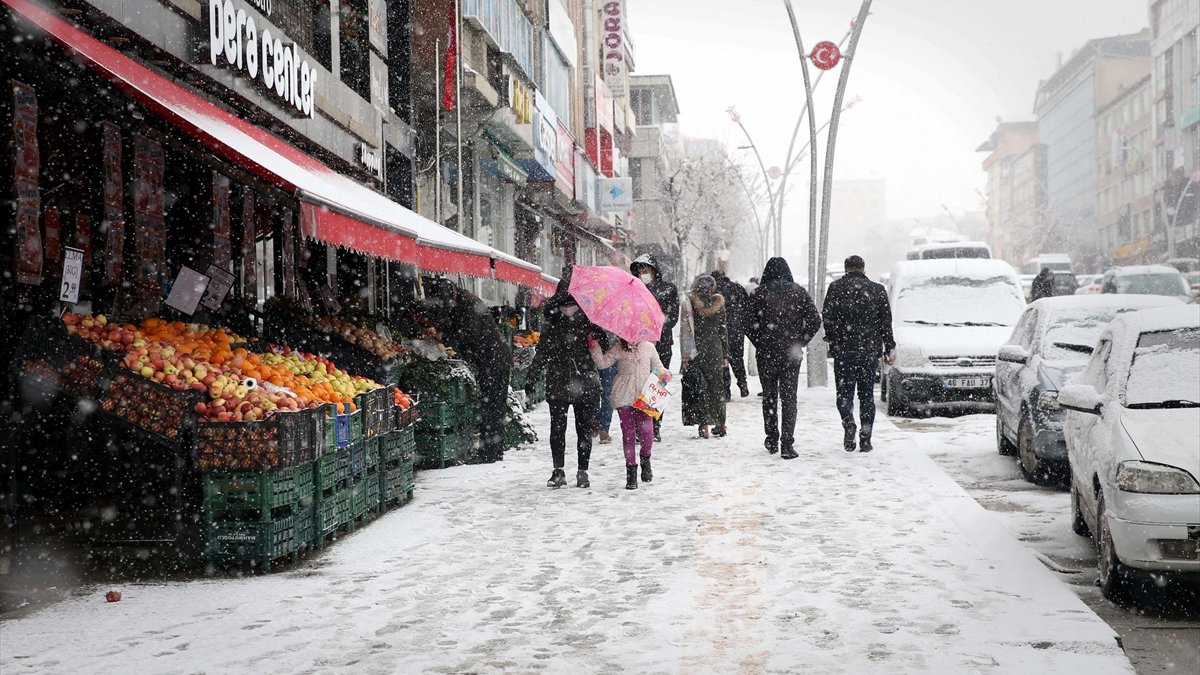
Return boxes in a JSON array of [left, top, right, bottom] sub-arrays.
[[745, 257, 822, 459]]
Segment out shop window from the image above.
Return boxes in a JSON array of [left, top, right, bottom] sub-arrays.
[[340, 0, 371, 100], [313, 0, 333, 71], [387, 0, 413, 122]]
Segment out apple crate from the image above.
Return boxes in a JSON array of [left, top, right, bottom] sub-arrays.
[[202, 464, 313, 514], [324, 405, 362, 450], [204, 514, 296, 572], [195, 408, 319, 471], [393, 401, 420, 429], [382, 426, 416, 464], [99, 373, 203, 448], [12, 316, 119, 393], [358, 387, 393, 439]]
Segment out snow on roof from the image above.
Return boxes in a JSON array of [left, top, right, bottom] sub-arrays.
[[1110, 264, 1182, 276], [890, 258, 1020, 283], [1107, 305, 1200, 341], [1030, 294, 1184, 313]]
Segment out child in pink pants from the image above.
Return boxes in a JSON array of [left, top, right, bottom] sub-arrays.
[[589, 337, 668, 490]]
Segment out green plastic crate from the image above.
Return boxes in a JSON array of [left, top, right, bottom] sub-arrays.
[[382, 427, 416, 463], [335, 488, 353, 526], [314, 452, 339, 492], [315, 496, 338, 542], [416, 400, 460, 431], [294, 503, 314, 550], [203, 466, 312, 514], [415, 428, 469, 469], [204, 515, 295, 571]]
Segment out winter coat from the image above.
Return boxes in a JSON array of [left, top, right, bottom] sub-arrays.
[[529, 304, 603, 404], [821, 270, 896, 358], [428, 283, 511, 378], [712, 272, 749, 336], [688, 292, 728, 369], [630, 254, 680, 346], [590, 341, 664, 409], [745, 257, 822, 368], [1031, 269, 1054, 300]]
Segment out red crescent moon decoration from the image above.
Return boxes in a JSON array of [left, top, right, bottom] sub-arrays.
[[811, 41, 841, 70]]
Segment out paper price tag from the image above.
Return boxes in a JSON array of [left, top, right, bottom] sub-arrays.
[[59, 246, 84, 304], [200, 264, 235, 311]]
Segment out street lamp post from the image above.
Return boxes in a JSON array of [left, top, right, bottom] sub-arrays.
[[728, 107, 780, 260], [1166, 175, 1196, 260]]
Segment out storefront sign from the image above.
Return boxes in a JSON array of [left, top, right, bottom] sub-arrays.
[[200, 264, 236, 311], [206, 0, 317, 117], [368, 0, 387, 56], [594, 73, 613, 131], [165, 266, 212, 316], [358, 142, 383, 177], [370, 51, 389, 114], [529, 92, 558, 182], [554, 120, 575, 199], [13, 81, 42, 286], [59, 247, 84, 304], [574, 153, 599, 213], [601, 0, 627, 99], [598, 177, 633, 212], [510, 76, 533, 125], [102, 122, 125, 287]]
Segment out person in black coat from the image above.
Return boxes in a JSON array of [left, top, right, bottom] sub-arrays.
[[1030, 266, 1054, 300], [529, 285, 606, 489], [822, 255, 896, 453], [631, 253, 679, 441], [712, 264, 750, 398], [745, 257, 822, 459], [424, 279, 511, 464]]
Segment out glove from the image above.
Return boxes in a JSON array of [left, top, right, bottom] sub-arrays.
[[587, 335, 599, 350]]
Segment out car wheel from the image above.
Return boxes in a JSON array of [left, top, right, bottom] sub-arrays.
[[1096, 491, 1134, 602], [1017, 413, 1049, 483], [995, 413, 1017, 456], [886, 374, 909, 417], [1071, 480, 1090, 538]]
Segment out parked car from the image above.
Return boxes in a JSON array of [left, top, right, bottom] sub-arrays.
[[993, 295, 1182, 483], [1101, 264, 1191, 298], [905, 241, 992, 260], [1050, 271, 1078, 296], [1059, 305, 1200, 601], [882, 259, 1026, 415], [1075, 274, 1105, 295], [1021, 253, 1073, 276], [1185, 271, 1200, 298]]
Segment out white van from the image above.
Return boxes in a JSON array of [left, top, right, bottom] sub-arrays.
[[882, 259, 1027, 415], [1022, 254, 1073, 275], [906, 241, 992, 261]]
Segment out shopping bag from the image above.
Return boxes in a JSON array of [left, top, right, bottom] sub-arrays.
[[632, 372, 671, 419]]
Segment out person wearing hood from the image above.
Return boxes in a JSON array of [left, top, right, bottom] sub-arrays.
[[1030, 266, 1055, 301], [631, 253, 680, 441], [712, 261, 751, 399], [682, 274, 729, 437], [423, 279, 512, 464], [745, 257, 822, 459], [822, 255, 896, 452]]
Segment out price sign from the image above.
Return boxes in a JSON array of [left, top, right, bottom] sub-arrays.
[[316, 285, 342, 315], [59, 246, 84, 303], [165, 266, 211, 316], [200, 264, 236, 311]]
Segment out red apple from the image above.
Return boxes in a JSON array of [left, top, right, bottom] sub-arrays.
[[105, 590, 121, 602]]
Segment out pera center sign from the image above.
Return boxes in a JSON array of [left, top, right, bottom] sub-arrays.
[[206, 0, 317, 117]]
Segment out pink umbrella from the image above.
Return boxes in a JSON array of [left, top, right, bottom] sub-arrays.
[[567, 265, 665, 344]]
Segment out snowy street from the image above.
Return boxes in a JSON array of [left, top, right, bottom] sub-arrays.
[[0, 381, 1137, 673]]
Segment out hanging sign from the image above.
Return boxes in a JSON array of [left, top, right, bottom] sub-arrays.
[[206, 0, 317, 117], [165, 266, 212, 316], [59, 247, 85, 304], [102, 122, 125, 287], [600, 0, 627, 98], [200, 264, 236, 311], [598, 177, 633, 212], [811, 41, 841, 70], [212, 171, 232, 269], [44, 206, 62, 262], [13, 81, 42, 286]]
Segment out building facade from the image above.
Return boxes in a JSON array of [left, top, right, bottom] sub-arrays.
[[628, 74, 679, 264], [1095, 74, 1155, 263], [1149, 0, 1199, 260]]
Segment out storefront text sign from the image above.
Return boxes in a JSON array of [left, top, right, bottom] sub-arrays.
[[358, 142, 383, 178], [601, 0, 627, 99], [599, 177, 633, 212], [207, 0, 317, 117]]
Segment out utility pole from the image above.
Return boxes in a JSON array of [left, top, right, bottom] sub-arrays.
[[454, 0, 465, 234]]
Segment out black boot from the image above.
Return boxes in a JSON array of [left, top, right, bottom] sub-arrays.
[[576, 470, 590, 488], [640, 456, 652, 483], [859, 425, 873, 453], [625, 465, 638, 490], [780, 446, 799, 460], [843, 419, 857, 452], [739, 381, 750, 398], [766, 439, 779, 454], [547, 468, 567, 488]]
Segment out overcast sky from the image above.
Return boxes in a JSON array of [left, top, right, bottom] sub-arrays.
[[627, 0, 1149, 255]]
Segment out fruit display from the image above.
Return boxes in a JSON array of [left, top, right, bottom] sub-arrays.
[[512, 331, 539, 348], [297, 315, 410, 361], [99, 373, 200, 443], [196, 407, 316, 471]]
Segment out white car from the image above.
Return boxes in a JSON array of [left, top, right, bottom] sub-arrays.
[[882, 259, 1026, 415], [1060, 305, 1200, 601]]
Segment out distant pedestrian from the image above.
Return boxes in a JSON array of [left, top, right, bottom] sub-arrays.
[[631, 253, 679, 442], [1031, 267, 1054, 301], [589, 337, 667, 490], [745, 257, 822, 459], [712, 260, 750, 398], [529, 286, 605, 488], [822, 255, 896, 452], [682, 274, 729, 438]]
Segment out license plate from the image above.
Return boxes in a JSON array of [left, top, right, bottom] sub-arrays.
[[944, 376, 989, 389]]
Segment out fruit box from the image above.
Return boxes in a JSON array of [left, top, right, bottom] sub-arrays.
[[203, 465, 314, 514], [358, 387, 393, 439], [324, 405, 362, 450], [100, 373, 204, 447], [195, 408, 319, 471]]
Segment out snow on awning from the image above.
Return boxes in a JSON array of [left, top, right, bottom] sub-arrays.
[[4, 0, 539, 285]]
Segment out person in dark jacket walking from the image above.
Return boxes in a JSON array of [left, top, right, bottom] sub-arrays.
[[631, 253, 679, 441], [1030, 266, 1055, 301], [745, 257, 822, 459], [424, 279, 511, 464], [822, 255, 896, 452], [682, 274, 729, 438], [712, 262, 750, 399], [529, 286, 605, 488]]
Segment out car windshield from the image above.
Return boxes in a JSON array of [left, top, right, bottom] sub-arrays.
[[895, 276, 1024, 326], [1040, 307, 1137, 361], [1125, 328, 1200, 407], [1115, 274, 1189, 296]]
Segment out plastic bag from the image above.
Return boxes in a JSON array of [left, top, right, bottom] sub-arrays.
[[632, 370, 671, 419]]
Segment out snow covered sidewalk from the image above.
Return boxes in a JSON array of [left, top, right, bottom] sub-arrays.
[[0, 384, 1132, 673]]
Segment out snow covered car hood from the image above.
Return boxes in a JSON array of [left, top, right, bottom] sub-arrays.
[[894, 324, 1015, 358], [1120, 408, 1200, 481]]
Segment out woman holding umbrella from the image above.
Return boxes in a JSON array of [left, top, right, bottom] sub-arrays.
[[682, 275, 729, 438]]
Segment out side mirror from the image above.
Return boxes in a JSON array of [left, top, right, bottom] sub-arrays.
[[997, 345, 1030, 364], [1058, 384, 1103, 415]]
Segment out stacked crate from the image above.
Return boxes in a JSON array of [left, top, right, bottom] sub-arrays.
[[414, 397, 472, 469], [380, 418, 417, 509], [202, 464, 314, 572]]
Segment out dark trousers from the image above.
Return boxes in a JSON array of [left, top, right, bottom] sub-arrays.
[[833, 352, 877, 430], [723, 331, 748, 395], [477, 362, 511, 462], [760, 360, 801, 449], [548, 398, 597, 470]]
